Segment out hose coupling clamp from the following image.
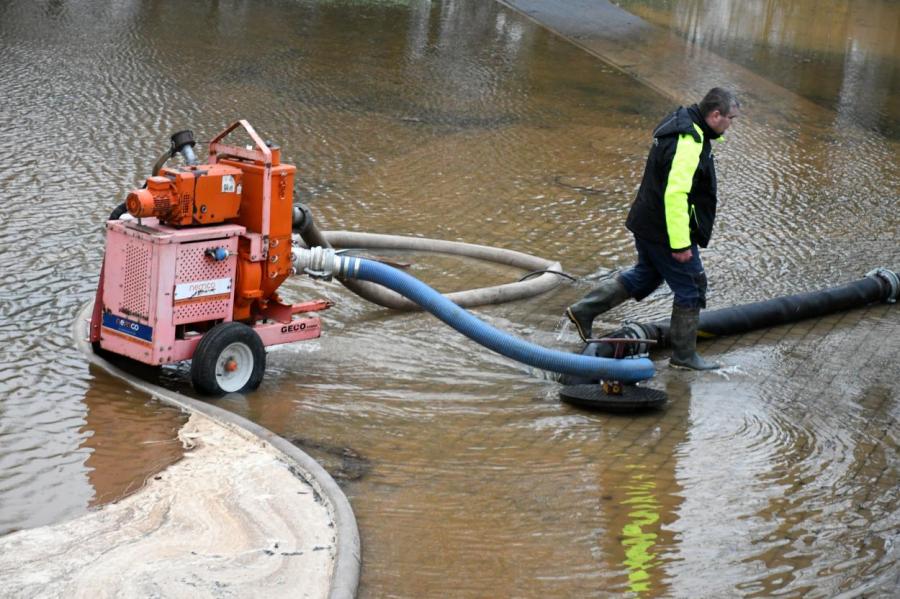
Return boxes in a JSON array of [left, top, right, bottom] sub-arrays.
[[291, 246, 338, 280], [620, 321, 653, 358], [865, 267, 899, 304]]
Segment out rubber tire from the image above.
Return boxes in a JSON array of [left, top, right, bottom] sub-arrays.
[[191, 322, 266, 396]]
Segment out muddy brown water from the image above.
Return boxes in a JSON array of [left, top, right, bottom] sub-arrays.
[[0, 0, 897, 596]]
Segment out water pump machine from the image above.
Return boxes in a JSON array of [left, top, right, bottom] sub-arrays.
[[90, 121, 330, 395]]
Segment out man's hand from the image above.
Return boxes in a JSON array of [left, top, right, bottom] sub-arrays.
[[671, 249, 693, 263]]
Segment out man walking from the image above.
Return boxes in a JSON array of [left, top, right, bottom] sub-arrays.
[[566, 87, 740, 370]]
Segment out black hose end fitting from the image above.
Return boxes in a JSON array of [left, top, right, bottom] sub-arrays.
[[866, 267, 899, 304], [292, 203, 314, 234], [170, 130, 196, 153], [170, 130, 199, 166]]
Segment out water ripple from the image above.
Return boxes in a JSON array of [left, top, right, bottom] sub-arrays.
[[0, 0, 897, 596]]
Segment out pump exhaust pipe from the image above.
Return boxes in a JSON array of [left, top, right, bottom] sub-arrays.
[[169, 130, 199, 166], [147, 129, 199, 178]]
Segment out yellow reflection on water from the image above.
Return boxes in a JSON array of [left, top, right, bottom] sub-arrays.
[[620, 464, 662, 594]]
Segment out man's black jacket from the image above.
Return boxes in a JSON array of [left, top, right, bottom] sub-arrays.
[[626, 104, 719, 251]]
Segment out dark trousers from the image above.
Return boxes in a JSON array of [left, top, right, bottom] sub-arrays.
[[618, 236, 708, 309]]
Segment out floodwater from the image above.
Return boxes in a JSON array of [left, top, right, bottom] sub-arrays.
[[1, 0, 898, 596]]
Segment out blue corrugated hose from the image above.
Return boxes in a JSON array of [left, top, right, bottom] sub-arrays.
[[341, 256, 655, 384]]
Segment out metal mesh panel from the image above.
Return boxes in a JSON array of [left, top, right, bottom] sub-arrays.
[[122, 242, 151, 319], [173, 242, 233, 325]]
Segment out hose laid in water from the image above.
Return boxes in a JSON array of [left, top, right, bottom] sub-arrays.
[[292, 247, 655, 384], [568, 268, 899, 382], [292, 204, 566, 310], [692, 267, 898, 339]]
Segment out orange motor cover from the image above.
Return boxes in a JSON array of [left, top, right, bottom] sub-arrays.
[[126, 164, 243, 226]]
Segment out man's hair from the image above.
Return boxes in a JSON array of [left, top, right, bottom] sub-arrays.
[[699, 87, 740, 117]]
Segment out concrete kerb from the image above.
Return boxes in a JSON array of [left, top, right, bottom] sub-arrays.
[[73, 302, 361, 599]]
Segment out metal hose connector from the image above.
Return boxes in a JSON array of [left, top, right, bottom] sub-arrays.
[[292, 246, 363, 281], [618, 322, 656, 356], [866, 267, 899, 303]]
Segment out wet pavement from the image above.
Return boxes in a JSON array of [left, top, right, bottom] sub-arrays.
[[0, 0, 898, 596]]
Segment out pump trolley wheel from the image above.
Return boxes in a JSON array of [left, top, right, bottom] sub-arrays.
[[191, 322, 266, 396]]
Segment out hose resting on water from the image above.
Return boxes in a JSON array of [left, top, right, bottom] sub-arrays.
[[292, 247, 655, 384], [293, 204, 565, 310], [564, 268, 899, 384]]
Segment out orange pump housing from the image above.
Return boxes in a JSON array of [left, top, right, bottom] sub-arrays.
[[221, 151, 296, 322], [124, 121, 297, 323]]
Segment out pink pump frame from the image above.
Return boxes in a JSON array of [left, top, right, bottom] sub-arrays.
[[89, 121, 326, 368]]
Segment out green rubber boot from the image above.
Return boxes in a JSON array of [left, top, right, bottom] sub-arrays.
[[669, 304, 720, 370], [565, 278, 630, 342]]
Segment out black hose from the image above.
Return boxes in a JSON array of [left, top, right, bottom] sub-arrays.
[[109, 202, 128, 221], [692, 273, 896, 338], [518, 269, 578, 283], [563, 269, 898, 385], [151, 148, 173, 177]]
